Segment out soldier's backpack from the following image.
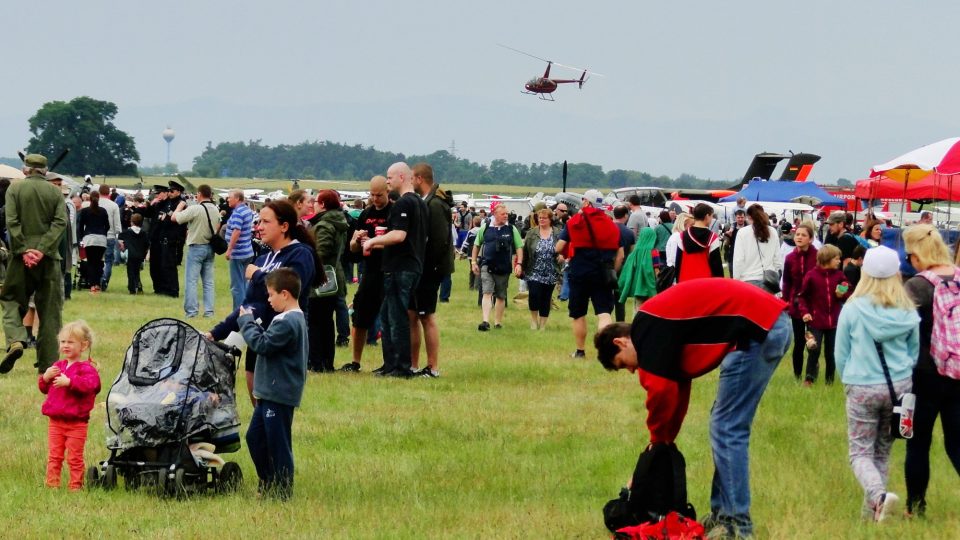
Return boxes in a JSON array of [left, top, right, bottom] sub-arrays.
[[919, 268, 960, 380]]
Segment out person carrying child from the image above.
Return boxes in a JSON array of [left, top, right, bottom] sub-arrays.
[[238, 268, 308, 500], [118, 213, 149, 294], [797, 244, 853, 385], [38, 320, 101, 490], [835, 246, 920, 521]]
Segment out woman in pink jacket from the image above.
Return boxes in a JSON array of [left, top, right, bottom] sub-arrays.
[[782, 222, 819, 381], [38, 321, 101, 490]]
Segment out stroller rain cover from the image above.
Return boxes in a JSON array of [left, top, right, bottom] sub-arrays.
[[106, 318, 240, 451]]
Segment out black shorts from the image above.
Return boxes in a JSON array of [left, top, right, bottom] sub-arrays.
[[568, 273, 615, 319], [412, 270, 442, 316], [352, 272, 385, 329]]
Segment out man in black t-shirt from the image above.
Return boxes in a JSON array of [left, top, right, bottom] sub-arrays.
[[362, 162, 428, 378], [339, 176, 392, 372], [824, 211, 859, 267]]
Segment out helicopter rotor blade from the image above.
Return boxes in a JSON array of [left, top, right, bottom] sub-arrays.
[[497, 43, 552, 65], [551, 61, 605, 78], [49, 148, 70, 171]]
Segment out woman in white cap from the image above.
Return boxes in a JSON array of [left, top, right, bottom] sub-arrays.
[[835, 245, 920, 522]]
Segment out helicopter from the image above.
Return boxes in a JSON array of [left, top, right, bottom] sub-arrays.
[[498, 44, 601, 101]]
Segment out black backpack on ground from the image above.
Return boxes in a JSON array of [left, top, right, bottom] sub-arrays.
[[603, 442, 696, 534]]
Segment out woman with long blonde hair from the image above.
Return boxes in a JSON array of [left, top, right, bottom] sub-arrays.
[[901, 224, 960, 517]]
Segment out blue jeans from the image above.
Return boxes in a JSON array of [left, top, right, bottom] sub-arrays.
[[439, 274, 452, 301], [709, 311, 790, 537], [184, 244, 215, 317], [335, 295, 350, 341], [229, 255, 254, 311], [102, 238, 117, 290], [380, 270, 420, 374]]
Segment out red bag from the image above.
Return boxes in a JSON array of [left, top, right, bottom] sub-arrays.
[[615, 511, 705, 540]]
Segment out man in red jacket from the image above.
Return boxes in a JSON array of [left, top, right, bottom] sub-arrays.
[[594, 278, 790, 540]]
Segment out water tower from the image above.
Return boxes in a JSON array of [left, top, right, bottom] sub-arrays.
[[161, 126, 175, 164]]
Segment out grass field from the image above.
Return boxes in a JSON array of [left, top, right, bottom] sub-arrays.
[[0, 256, 957, 539]]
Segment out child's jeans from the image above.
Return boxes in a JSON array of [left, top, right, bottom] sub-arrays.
[[47, 418, 88, 490], [246, 399, 295, 499]]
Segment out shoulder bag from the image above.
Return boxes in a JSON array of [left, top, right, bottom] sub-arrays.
[[874, 341, 915, 440], [201, 201, 228, 255], [755, 233, 780, 294]]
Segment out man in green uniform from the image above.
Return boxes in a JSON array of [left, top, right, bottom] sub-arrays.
[[0, 154, 67, 374]]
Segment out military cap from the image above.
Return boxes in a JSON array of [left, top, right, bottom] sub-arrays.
[[168, 180, 186, 192], [25, 154, 47, 168], [153, 184, 169, 193]]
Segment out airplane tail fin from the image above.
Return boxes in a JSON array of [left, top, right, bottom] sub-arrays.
[[727, 152, 789, 190], [779, 153, 821, 181]]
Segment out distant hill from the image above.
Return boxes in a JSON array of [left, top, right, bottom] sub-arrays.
[[0, 157, 21, 167], [190, 140, 732, 190]]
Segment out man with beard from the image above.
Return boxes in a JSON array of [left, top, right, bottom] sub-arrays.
[[339, 176, 392, 372], [362, 163, 427, 378], [409, 163, 454, 378]]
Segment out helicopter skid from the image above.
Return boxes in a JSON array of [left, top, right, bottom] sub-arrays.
[[521, 90, 554, 101]]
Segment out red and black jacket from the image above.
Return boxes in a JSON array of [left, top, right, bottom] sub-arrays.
[[633, 278, 787, 381]]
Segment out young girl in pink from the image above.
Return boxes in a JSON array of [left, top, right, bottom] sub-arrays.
[[797, 244, 853, 385], [38, 321, 101, 490]]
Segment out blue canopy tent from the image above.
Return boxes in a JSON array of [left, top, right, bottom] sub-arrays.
[[718, 179, 846, 206]]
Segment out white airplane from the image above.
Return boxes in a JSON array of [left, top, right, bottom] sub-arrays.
[[216, 188, 264, 199]]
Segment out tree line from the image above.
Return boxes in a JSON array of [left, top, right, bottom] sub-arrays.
[[191, 139, 731, 190]]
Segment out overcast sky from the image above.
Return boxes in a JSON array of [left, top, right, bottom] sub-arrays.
[[4, 0, 960, 183]]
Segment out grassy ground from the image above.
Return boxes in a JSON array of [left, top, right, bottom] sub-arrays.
[[0, 257, 956, 539]]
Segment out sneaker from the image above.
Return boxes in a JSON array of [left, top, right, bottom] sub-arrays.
[[418, 367, 440, 378], [494, 323, 503, 329], [338, 362, 361, 373], [875, 492, 900, 522], [336, 337, 350, 347], [372, 365, 387, 374], [478, 321, 491, 332], [570, 350, 586, 359], [0, 341, 25, 374]]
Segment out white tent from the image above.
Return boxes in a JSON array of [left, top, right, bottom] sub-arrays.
[[0, 163, 24, 179]]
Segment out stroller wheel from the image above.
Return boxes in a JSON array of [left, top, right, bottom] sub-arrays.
[[156, 469, 169, 497], [217, 462, 243, 493], [125, 471, 142, 491], [85, 465, 101, 489], [102, 464, 117, 490]]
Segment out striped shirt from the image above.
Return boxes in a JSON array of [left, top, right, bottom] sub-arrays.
[[225, 204, 255, 259]]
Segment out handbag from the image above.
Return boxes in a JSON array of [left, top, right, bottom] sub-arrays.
[[874, 341, 915, 440], [755, 237, 781, 294], [312, 264, 339, 298], [656, 266, 676, 293], [583, 213, 619, 288], [201, 201, 228, 255]]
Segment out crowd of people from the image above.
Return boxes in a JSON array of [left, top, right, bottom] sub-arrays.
[[1, 154, 958, 529]]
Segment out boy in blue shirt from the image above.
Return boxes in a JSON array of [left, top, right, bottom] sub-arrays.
[[238, 268, 308, 500]]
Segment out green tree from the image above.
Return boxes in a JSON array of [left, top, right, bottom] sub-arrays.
[[836, 178, 852, 187], [27, 97, 140, 175]]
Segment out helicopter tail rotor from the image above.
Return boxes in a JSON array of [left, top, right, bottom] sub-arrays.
[[578, 70, 587, 89]]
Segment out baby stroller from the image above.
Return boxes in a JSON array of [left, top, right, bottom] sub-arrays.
[[87, 318, 243, 496]]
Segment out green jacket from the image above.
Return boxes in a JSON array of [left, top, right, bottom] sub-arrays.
[[424, 184, 455, 275], [5, 174, 67, 260], [311, 208, 349, 297], [521, 226, 562, 278]]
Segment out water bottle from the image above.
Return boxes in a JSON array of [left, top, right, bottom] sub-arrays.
[[895, 393, 916, 439]]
